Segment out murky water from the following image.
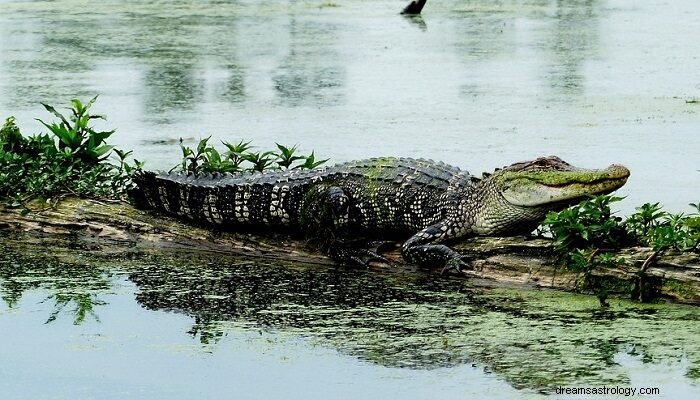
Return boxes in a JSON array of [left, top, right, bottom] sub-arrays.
[[0, 0, 698, 214], [1, 240, 699, 399], [1, 0, 699, 398]]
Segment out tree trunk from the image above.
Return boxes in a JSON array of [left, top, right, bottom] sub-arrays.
[[1, 197, 698, 304]]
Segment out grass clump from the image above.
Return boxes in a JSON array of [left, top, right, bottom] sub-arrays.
[[0, 97, 141, 209]]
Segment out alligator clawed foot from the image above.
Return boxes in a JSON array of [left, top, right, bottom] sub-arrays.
[[360, 249, 391, 266], [368, 240, 399, 254], [440, 256, 470, 276], [329, 246, 391, 268]]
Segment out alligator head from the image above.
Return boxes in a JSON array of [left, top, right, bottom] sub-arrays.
[[470, 156, 630, 235]]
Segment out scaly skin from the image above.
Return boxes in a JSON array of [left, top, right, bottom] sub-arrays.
[[133, 156, 630, 270]]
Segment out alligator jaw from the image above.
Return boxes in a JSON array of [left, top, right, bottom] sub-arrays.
[[497, 160, 630, 208]]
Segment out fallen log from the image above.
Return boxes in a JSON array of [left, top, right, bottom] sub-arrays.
[[1, 197, 698, 304]]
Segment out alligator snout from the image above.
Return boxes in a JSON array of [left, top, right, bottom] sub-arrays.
[[605, 164, 631, 180]]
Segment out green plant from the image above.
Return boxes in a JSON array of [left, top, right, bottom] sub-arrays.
[[172, 138, 329, 174], [645, 212, 699, 252], [542, 195, 629, 252], [37, 97, 114, 163], [301, 150, 329, 169], [0, 117, 24, 152], [543, 196, 699, 303], [241, 150, 277, 172], [275, 143, 305, 169], [0, 98, 141, 209], [625, 202, 665, 238], [222, 139, 252, 169], [625, 202, 700, 252], [176, 137, 244, 174]]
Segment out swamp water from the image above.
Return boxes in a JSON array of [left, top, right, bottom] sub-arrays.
[[1, 240, 700, 399], [1, 0, 699, 398], [0, 0, 699, 214]]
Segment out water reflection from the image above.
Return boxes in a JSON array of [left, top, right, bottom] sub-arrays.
[[272, 16, 345, 107], [0, 0, 603, 111], [402, 14, 428, 31], [452, 1, 518, 61], [542, 0, 600, 97], [0, 1, 249, 116], [0, 245, 111, 324], [450, 0, 601, 99], [2, 242, 699, 392], [0, 12, 99, 107], [220, 63, 246, 103]]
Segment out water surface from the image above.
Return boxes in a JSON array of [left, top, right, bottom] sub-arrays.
[[1, 1, 700, 397], [0, 0, 698, 213], [1, 240, 699, 399]]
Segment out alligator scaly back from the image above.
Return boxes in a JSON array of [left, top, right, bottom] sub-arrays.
[[133, 157, 475, 230]]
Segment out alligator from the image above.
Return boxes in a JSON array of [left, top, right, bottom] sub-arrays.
[[132, 156, 630, 272]]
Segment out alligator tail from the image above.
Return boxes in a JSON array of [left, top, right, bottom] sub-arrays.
[[130, 171, 209, 222], [129, 170, 160, 210]]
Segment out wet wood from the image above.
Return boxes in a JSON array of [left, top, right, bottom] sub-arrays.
[[400, 0, 427, 15], [0, 197, 698, 304]]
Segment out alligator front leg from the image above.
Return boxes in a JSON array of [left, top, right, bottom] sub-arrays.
[[401, 223, 469, 274], [301, 185, 389, 267]]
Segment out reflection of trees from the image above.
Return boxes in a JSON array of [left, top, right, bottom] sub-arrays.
[[0, 244, 109, 325], [0, 14, 101, 107], [272, 16, 345, 107], [543, 0, 600, 96], [0, 1, 247, 114], [452, 1, 518, 62], [128, 254, 700, 391], [452, 0, 601, 99], [130, 261, 458, 347]]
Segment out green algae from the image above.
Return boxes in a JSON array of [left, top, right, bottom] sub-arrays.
[[499, 170, 621, 186], [664, 279, 698, 301]]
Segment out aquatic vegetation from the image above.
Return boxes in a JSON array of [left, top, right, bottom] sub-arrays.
[[0, 98, 328, 210], [543, 195, 700, 300], [0, 98, 142, 208], [173, 137, 328, 174]]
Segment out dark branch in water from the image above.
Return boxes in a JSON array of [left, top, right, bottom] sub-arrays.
[[401, 0, 427, 15]]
